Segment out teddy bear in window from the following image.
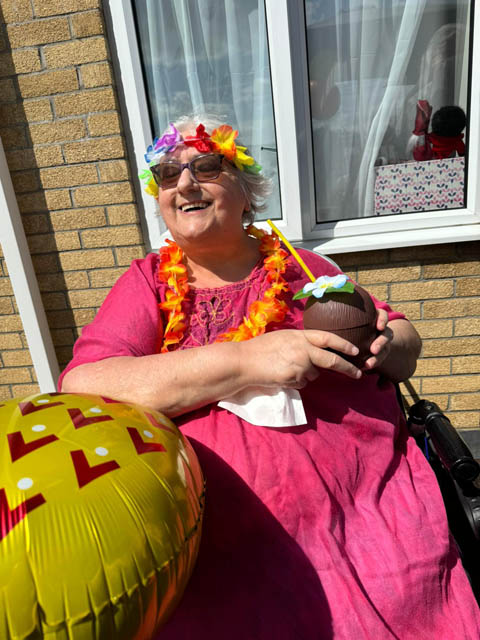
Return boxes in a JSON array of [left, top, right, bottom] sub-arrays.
[[409, 99, 466, 162]]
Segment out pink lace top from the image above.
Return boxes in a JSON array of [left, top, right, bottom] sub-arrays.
[[59, 249, 480, 640]]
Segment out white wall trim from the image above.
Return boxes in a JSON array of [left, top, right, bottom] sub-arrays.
[[0, 138, 59, 392]]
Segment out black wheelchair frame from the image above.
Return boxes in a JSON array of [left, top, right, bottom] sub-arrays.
[[405, 397, 480, 603]]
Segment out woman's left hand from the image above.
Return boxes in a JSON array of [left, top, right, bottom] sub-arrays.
[[363, 308, 393, 371]]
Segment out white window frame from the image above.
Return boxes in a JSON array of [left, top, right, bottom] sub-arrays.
[[106, 0, 480, 255]]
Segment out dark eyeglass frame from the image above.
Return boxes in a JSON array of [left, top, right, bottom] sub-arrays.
[[150, 153, 225, 188]]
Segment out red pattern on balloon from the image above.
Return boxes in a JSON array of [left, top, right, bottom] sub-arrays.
[[7, 431, 59, 463], [67, 408, 114, 429], [100, 396, 124, 403], [127, 427, 167, 455], [144, 411, 176, 434], [19, 401, 64, 416], [0, 488, 46, 541], [70, 450, 120, 488]]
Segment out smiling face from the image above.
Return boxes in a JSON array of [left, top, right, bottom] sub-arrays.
[[156, 140, 249, 250]]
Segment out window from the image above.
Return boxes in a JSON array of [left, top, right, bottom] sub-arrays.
[[132, 0, 281, 223], [306, 1, 470, 222], [107, 0, 480, 254]]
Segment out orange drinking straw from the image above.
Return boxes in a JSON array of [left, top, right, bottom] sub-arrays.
[[267, 219, 316, 282]]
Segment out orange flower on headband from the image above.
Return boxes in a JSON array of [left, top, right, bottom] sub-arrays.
[[210, 125, 238, 161], [210, 125, 260, 172]]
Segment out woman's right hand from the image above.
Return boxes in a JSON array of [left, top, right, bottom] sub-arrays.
[[238, 329, 362, 390]]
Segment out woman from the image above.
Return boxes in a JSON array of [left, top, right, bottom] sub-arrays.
[[60, 116, 479, 639]]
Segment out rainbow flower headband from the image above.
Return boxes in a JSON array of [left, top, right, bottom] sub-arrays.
[[139, 123, 262, 197]]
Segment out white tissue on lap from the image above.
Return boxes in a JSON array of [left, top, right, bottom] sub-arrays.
[[218, 387, 307, 428]]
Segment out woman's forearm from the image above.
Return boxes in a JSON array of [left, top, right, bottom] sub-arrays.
[[375, 319, 422, 383], [60, 320, 419, 416], [61, 341, 248, 417], [61, 328, 363, 416]]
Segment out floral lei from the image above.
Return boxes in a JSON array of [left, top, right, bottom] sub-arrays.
[[157, 226, 290, 352], [139, 123, 262, 198]]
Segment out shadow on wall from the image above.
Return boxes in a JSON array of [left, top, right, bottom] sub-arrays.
[[0, 4, 145, 386], [0, 4, 79, 372]]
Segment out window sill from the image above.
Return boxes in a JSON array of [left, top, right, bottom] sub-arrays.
[[300, 223, 480, 255]]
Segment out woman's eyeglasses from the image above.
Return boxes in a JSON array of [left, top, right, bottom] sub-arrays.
[[151, 153, 225, 188]]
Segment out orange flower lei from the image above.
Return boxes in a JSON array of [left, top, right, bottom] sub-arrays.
[[157, 226, 290, 352]]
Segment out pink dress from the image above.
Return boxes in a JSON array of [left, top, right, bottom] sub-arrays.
[[59, 249, 480, 639]]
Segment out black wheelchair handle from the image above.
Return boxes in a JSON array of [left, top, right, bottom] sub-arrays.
[[408, 400, 480, 484]]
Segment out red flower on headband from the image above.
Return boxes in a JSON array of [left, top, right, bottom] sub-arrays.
[[184, 124, 214, 153]]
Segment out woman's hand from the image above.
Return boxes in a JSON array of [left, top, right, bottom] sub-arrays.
[[238, 329, 362, 390], [363, 313, 422, 382], [363, 308, 393, 371]]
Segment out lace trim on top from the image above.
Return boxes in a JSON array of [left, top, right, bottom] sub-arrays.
[[178, 260, 270, 348]]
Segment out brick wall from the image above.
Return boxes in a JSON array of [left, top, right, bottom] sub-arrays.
[[336, 240, 480, 430], [0, 244, 38, 397], [0, 0, 145, 400], [0, 1, 478, 432]]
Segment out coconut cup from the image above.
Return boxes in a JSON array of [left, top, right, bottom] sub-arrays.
[[302, 283, 378, 367]]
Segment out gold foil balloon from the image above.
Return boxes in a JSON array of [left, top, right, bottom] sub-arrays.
[[0, 392, 204, 639]]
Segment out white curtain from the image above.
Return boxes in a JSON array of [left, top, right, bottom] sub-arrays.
[[306, 0, 470, 220], [133, 0, 280, 220], [357, 0, 427, 218]]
